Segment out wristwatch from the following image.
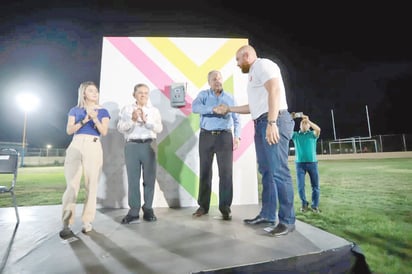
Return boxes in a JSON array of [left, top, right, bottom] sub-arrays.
[[268, 120, 277, 125]]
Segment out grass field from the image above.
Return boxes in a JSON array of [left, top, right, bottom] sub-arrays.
[[1, 157, 411, 274]]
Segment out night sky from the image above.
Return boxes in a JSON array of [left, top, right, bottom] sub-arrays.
[[1, 1, 411, 148]]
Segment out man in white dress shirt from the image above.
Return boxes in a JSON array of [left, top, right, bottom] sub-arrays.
[[117, 83, 163, 224]]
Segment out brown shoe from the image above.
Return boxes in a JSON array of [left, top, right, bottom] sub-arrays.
[[192, 207, 207, 217]]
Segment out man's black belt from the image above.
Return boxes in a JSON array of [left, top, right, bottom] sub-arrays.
[[200, 128, 231, 135], [127, 138, 153, 143]]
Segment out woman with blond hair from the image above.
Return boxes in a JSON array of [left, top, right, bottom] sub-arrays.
[[59, 81, 110, 239]]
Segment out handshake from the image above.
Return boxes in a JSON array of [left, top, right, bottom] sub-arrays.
[[213, 104, 231, 115]]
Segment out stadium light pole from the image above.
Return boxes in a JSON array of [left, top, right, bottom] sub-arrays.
[[17, 93, 40, 167], [365, 105, 371, 138], [331, 109, 337, 140], [21, 111, 28, 166]]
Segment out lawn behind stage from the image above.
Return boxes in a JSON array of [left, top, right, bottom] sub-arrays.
[[1, 155, 411, 274]]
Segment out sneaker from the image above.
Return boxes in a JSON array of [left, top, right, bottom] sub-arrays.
[[300, 201, 309, 212], [311, 207, 321, 213], [243, 215, 274, 225], [59, 226, 74, 239], [267, 223, 295, 237], [263, 225, 276, 233], [121, 214, 140, 224], [82, 223, 93, 233]]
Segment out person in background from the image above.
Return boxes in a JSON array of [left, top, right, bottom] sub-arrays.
[[60, 81, 111, 239], [215, 45, 296, 236], [117, 83, 163, 224], [192, 70, 241, 221], [291, 113, 321, 213]]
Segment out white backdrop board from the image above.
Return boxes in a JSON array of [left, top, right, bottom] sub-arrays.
[[98, 37, 258, 208]]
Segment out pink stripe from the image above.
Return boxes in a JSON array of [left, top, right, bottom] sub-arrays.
[[106, 37, 192, 115], [233, 120, 255, 161]]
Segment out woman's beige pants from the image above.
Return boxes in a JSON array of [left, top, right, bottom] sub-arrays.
[[61, 134, 103, 226]]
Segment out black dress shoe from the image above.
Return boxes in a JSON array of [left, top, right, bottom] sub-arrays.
[[121, 214, 140, 224], [243, 215, 274, 225], [143, 214, 157, 222], [220, 207, 232, 221], [222, 212, 232, 221], [142, 208, 157, 222]]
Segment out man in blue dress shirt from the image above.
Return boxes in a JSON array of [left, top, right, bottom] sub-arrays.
[[192, 70, 241, 220]]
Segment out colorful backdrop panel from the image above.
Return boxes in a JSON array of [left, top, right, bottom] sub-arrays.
[[98, 37, 258, 208]]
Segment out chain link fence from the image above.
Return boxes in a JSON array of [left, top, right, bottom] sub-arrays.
[[2, 133, 412, 159]]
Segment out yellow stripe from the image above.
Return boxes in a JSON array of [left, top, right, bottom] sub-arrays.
[[147, 37, 248, 88]]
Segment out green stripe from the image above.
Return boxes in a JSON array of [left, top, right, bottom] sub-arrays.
[[158, 114, 218, 203]]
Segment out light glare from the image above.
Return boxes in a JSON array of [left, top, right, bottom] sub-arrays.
[[16, 93, 40, 112]]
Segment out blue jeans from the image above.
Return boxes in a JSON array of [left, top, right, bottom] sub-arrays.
[[254, 111, 295, 225], [295, 162, 320, 208]]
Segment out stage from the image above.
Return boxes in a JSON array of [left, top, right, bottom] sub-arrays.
[[0, 204, 369, 273]]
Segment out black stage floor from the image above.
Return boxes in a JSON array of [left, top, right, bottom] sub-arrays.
[[0, 204, 369, 274]]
